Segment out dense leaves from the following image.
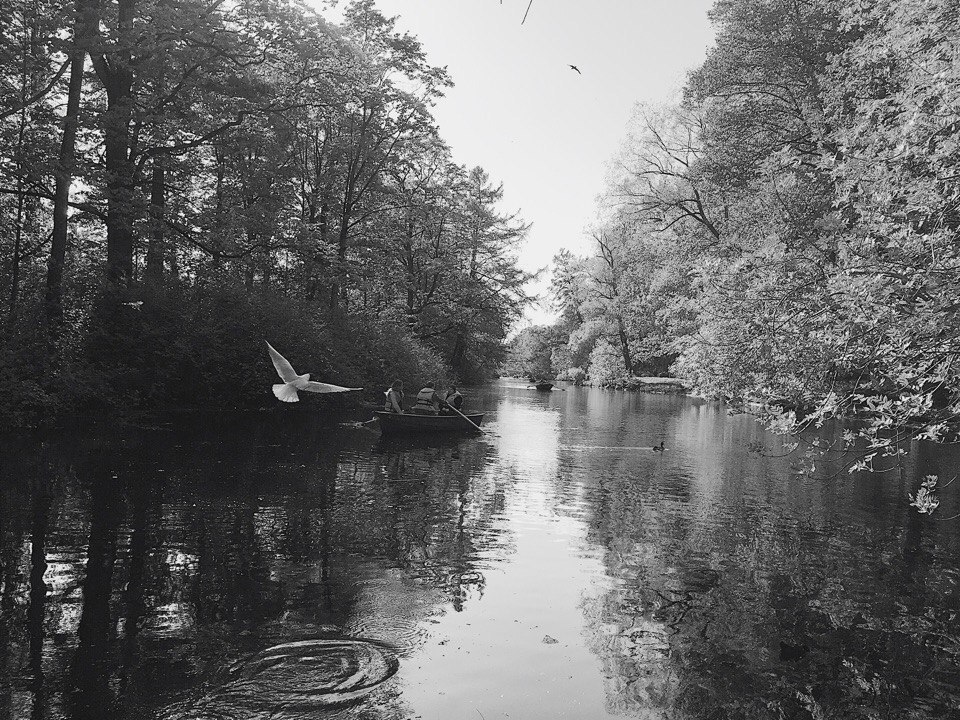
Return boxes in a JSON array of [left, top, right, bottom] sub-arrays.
[[540, 0, 960, 505], [0, 0, 530, 425]]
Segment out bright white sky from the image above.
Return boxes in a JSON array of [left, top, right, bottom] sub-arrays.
[[324, 0, 716, 325]]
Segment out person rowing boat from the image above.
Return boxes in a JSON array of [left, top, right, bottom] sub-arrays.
[[441, 386, 464, 414]]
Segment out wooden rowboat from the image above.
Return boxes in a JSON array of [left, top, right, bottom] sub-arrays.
[[374, 411, 485, 434]]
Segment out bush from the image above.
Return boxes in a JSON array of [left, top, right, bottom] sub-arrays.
[[557, 366, 586, 384], [587, 338, 627, 387], [0, 280, 455, 427]]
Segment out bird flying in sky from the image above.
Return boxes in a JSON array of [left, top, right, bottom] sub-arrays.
[[265, 341, 361, 402], [569, 64, 581, 74]]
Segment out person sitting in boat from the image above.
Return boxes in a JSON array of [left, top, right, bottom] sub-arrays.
[[383, 380, 405, 413], [413, 381, 445, 415], [441, 386, 463, 414]]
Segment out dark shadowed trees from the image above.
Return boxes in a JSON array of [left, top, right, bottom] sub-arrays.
[[0, 0, 530, 424]]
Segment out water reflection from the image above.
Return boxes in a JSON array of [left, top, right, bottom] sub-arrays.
[[164, 638, 400, 718], [0, 385, 958, 719], [575, 394, 960, 719]]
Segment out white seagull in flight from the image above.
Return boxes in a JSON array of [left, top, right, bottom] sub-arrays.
[[265, 341, 362, 402]]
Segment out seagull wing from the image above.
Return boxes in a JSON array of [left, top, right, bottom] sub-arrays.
[[273, 383, 301, 402], [266, 341, 299, 382], [302, 381, 363, 394]]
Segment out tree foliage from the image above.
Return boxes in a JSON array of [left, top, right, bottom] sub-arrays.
[[0, 0, 530, 424], [545, 0, 960, 506]]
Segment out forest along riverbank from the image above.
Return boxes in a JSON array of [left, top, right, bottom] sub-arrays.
[[1, 382, 959, 719], [0, 0, 529, 430]]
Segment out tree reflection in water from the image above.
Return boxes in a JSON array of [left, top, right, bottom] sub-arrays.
[[0, 389, 958, 719], [577, 400, 960, 718], [0, 415, 499, 720]]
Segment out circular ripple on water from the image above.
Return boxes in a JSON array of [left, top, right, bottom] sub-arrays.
[[350, 614, 425, 652], [232, 639, 398, 705], [170, 638, 399, 719]]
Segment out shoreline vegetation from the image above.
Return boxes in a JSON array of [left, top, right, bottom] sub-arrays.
[[4, 0, 960, 515], [504, 0, 960, 510], [0, 0, 530, 428]]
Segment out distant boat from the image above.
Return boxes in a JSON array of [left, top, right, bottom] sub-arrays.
[[374, 411, 485, 435], [535, 381, 553, 391]]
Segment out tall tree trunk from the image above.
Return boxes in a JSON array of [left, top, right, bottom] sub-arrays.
[[314, 193, 330, 301], [9, 190, 24, 323], [617, 316, 634, 376], [90, 0, 137, 295], [103, 80, 135, 291], [46, 49, 85, 327], [404, 212, 416, 325], [451, 330, 465, 371], [330, 216, 349, 311], [143, 0, 166, 287], [144, 156, 165, 283], [330, 170, 358, 312], [8, 11, 31, 324]]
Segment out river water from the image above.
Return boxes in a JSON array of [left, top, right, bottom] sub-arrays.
[[1, 381, 959, 719]]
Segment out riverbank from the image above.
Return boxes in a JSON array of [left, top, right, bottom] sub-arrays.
[[0, 285, 460, 429], [599, 375, 689, 393], [566, 375, 689, 393]]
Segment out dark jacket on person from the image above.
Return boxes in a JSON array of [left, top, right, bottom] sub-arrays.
[[445, 390, 463, 411]]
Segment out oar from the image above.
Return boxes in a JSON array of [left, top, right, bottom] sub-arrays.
[[447, 405, 486, 434], [339, 418, 378, 429]]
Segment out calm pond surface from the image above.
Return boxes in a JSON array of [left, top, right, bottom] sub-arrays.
[[2, 381, 960, 720]]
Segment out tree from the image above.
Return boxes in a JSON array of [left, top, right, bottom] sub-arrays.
[[46, 0, 87, 327], [439, 167, 531, 378], [0, 0, 532, 425], [547, 0, 960, 509], [0, 0, 70, 323], [323, 0, 452, 311], [504, 325, 554, 380], [611, 104, 725, 253]]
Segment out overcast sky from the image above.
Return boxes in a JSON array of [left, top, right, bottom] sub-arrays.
[[332, 0, 716, 324]]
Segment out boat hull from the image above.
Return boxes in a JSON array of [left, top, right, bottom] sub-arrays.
[[374, 411, 485, 434], [535, 382, 553, 391]]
